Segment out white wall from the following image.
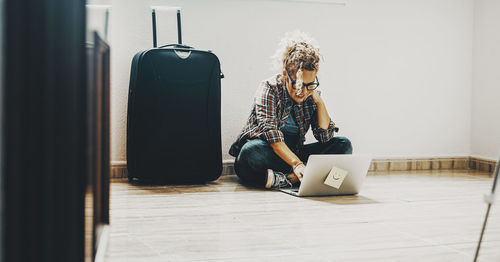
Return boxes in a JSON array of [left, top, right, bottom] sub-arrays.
[[86, 2, 111, 42], [471, 0, 500, 161], [106, 0, 474, 163]]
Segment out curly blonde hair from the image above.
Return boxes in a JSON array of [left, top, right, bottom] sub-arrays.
[[272, 30, 321, 81]]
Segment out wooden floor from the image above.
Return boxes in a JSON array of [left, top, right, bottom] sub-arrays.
[[104, 170, 500, 262]]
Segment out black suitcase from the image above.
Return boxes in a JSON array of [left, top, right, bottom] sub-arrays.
[[127, 7, 223, 183]]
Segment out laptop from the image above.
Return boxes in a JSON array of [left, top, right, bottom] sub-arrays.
[[279, 155, 372, 197]]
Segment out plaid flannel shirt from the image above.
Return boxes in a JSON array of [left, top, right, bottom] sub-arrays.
[[229, 74, 337, 157]]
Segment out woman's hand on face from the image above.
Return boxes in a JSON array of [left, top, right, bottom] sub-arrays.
[[311, 90, 322, 104]]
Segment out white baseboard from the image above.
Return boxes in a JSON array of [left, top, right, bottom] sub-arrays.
[[110, 156, 497, 179]]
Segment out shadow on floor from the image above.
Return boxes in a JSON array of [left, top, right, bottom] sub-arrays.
[[302, 194, 379, 205]]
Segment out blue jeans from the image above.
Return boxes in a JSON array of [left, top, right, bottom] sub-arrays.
[[234, 137, 353, 187]]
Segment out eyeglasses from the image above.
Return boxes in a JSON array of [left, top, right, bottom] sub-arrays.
[[286, 70, 320, 90]]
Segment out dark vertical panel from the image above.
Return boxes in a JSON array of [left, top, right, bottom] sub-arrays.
[[100, 42, 111, 226], [2, 0, 87, 261], [0, 0, 4, 259], [91, 33, 111, 256]]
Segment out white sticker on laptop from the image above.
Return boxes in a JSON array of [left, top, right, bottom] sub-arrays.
[[324, 166, 348, 189]]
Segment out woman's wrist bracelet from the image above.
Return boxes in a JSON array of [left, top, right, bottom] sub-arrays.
[[293, 162, 304, 170]]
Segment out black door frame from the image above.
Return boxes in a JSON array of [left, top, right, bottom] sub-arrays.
[[2, 0, 87, 261]]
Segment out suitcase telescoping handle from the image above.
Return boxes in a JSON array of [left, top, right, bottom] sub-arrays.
[[151, 6, 182, 48]]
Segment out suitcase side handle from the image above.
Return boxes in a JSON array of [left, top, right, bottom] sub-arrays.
[[158, 43, 193, 49], [151, 6, 182, 48]]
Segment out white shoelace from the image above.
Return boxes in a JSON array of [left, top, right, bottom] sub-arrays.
[[274, 173, 292, 188]]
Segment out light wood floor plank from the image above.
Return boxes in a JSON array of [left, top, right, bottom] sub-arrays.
[[104, 170, 500, 262]]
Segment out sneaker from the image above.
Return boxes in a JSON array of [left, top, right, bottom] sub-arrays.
[[266, 169, 293, 189]]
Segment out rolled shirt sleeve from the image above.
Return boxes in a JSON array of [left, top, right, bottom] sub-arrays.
[[254, 82, 285, 144], [312, 119, 336, 143], [310, 99, 337, 143]]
